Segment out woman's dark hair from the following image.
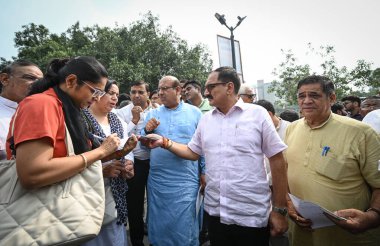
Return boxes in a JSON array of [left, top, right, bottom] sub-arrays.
[[105, 79, 118, 93], [29, 56, 108, 95], [149, 90, 158, 99]]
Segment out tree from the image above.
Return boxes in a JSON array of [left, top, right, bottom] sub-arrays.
[[0, 12, 213, 92], [269, 43, 377, 105]]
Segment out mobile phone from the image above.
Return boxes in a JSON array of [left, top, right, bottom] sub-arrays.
[[139, 135, 160, 141], [321, 207, 348, 221]]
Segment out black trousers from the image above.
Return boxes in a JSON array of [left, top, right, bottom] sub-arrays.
[[207, 213, 270, 246], [127, 158, 150, 246]]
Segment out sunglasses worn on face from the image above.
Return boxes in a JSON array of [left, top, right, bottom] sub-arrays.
[[82, 81, 106, 98]]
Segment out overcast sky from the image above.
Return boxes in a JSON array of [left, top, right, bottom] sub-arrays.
[[1, 0, 379, 86]]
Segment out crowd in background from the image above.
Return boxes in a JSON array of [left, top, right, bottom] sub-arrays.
[[0, 57, 379, 246]]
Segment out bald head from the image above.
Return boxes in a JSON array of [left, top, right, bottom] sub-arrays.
[[160, 75, 180, 86], [158, 75, 181, 108]]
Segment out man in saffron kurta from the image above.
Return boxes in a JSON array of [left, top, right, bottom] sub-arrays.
[[142, 76, 202, 246]]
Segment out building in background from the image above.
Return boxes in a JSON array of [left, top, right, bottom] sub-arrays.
[[254, 80, 298, 114]]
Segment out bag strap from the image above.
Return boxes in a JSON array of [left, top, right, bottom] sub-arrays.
[[64, 125, 76, 157], [9, 109, 19, 159]]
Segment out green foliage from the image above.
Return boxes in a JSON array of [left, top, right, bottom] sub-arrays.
[[0, 12, 213, 92], [269, 43, 378, 105]]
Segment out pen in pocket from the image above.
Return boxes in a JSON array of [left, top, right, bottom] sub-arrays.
[[321, 146, 330, 156]]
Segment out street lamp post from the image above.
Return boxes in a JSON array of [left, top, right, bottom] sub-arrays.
[[215, 13, 246, 70]]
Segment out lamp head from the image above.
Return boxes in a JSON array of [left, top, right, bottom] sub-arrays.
[[215, 13, 227, 25], [236, 16, 247, 26]]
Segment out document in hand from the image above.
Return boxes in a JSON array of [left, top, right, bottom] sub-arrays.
[[196, 187, 204, 218], [288, 193, 347, 229]]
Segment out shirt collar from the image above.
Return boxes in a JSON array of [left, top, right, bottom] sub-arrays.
[[212, 98, 246, 115], [303, 112, 333, 129], [0, 96, 18, 109]]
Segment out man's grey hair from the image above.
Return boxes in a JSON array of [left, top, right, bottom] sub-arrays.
[[238, 84, 253, 95]]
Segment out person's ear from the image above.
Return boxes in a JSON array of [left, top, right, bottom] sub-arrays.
[[329, 93, 336, 105], [226, 82, 234, 95], [65, 74, 78, 89], [0, 73, 10, 87]]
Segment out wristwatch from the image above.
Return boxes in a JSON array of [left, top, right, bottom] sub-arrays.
[[272, 206, 288, 216]]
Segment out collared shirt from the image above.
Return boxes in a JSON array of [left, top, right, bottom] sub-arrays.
[[0, 96, 18, 154], [285, 113, 380, 245], [114, 102, 155, 160], [198, 98, 213, 114], [188, 99, 287, 227], [266, 117, 291, 185]]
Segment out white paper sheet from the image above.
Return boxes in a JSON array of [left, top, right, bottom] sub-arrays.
[[288, 193, 346, 229], [196, 187, 204, 218]]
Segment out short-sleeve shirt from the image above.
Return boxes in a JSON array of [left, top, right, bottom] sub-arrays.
[[6, 88, 66, 159]]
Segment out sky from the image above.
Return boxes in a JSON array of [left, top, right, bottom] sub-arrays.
[[1, 0, 379, 86]]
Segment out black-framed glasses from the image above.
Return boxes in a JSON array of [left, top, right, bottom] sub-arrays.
[[82, 81, 106, 98], [240, 94, 256, 99], [158, 86, 177, 92], [205, 82, 227, 92]]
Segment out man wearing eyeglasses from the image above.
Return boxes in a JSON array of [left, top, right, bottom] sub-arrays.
[[238, 83, 256, 103], [285, 75, 380, 246], [114, 80, 155, 246], [0, 60, 42, 160], [341, 95, 363, 121], [141, 75, 203, 246], [144, 67, 288, 246]]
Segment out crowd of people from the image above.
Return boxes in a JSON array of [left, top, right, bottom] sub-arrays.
[[0, 57, 379, 246]]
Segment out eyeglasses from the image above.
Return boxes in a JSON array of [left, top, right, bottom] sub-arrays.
[[158, 86, 177, 92], [82, 81, 106, 98], [240, 94, 256, 99], [11, 74, 41, 82], [205, 82, 227, 92]]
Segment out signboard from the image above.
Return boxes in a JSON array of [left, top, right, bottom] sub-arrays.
[[217, 35, 244, 82]]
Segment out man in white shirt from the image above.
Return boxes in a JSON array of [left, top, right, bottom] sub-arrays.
[[145, 67, 288, 246], [0, 60, 42, 160], [114, 80, 154, 246]]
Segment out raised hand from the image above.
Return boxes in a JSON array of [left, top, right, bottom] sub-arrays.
[[131, 106, 143, 124], [145, 118, 160, 132]]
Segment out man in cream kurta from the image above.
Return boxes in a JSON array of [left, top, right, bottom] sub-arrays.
[[285, 75, 380, 246]]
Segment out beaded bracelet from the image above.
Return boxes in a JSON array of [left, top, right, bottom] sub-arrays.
[[79, 153, 88, 171]]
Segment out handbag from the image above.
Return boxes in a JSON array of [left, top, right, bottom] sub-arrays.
[[0, 115, 105, 246]]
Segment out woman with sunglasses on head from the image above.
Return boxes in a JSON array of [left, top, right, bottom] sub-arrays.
[[82, 80, 135, 246], [6, 57, 137, 243]]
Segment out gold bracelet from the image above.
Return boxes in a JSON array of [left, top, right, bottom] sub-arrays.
[[167, 140, 174, 150], [79, 153, 88, 171]]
